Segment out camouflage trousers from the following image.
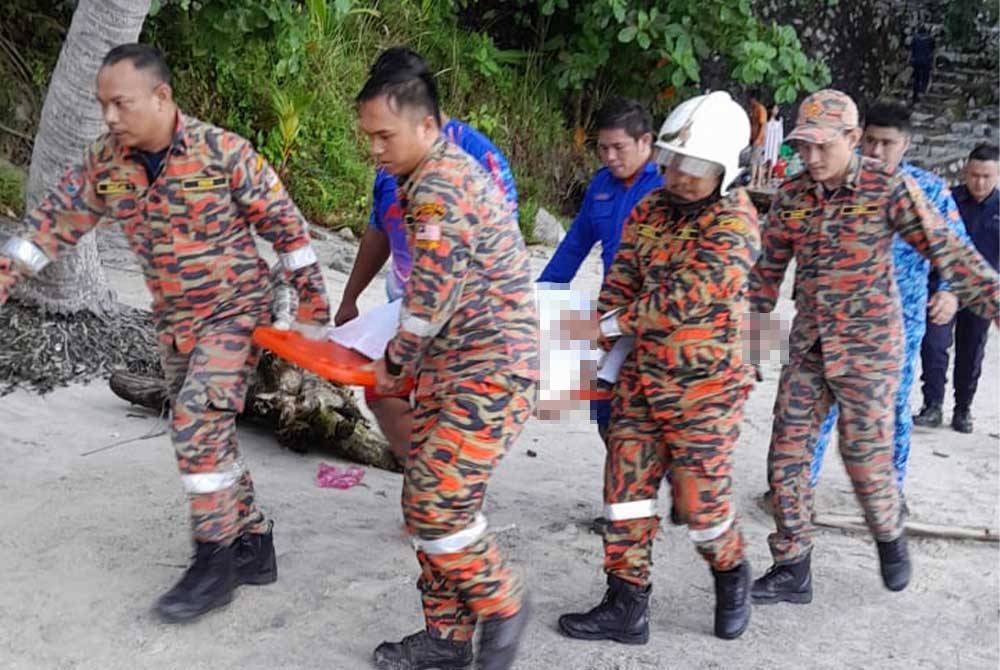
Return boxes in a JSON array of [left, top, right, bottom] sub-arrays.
[[767, 343, 904, 563], [603, 365, 751, 584], [403, 374, 535, 642], [160, 316, 269, 543]]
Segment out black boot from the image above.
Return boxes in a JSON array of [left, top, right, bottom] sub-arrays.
[[232, 521, 277, 586], [558, 575, 650, 644], [913, 403, 942, 428], [713, 562, 751, 640], [877, 535, 911, 592], [372, 630, 473, 670], [476, 599, 531, 670], [750, 554, 812, 605], [155, 541, 236, 623], [951, 407, 973, 434]]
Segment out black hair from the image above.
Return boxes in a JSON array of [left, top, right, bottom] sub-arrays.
[[356, 47, 441, 125], [595, 97, 653, 140], [969, 143, 999, 162], [863, 100, 912, 134], [101, 43, 171, 86]]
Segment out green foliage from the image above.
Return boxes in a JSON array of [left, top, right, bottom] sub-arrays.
[[460, 0, 831, 114], [943, 0, 999, 51], [141, 0, 574, 236], [0, 160, 26, 218]]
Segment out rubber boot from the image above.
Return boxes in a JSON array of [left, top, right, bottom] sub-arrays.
[[750, 553, 812, 605], [476, 598, 531, 670], [558, 575, 650, 644], [877, 535, 911, 592], [373, 631, 473, 670], [155, 541, 236, 623], [232, 521, 277, 586], [712, 561, 751, 640]]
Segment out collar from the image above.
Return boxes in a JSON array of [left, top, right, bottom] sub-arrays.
[[400, 135, 448, 200], [811, 154, 863, 198], [617, 160, 658, 189], [120, 110, 191, 162]]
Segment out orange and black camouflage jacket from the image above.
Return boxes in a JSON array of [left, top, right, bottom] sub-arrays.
[[598, 187, 761, 380], [385, 138, 538, 390], [749, 155, 998, 376], [13, 113, 329, 353]]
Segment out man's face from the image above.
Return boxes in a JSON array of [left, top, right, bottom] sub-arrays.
[[357, 95, 438, 177], [96, 60, 172, 151], [597, 128, 652, 181], [795, 128, 861, 186], [862, 125, 911, 173], [964, 159, 999, 202]]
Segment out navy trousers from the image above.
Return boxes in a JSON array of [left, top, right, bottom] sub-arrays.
[[919, 308, 991, 410]]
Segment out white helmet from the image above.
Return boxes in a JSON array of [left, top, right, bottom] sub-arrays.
[[654, 91, 750, 195]]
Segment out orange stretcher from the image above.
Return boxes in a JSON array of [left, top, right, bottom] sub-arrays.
[[252, 326, 415, 391], [253, 326, 611, 401]]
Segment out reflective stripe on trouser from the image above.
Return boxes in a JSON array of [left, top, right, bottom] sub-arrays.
[[810, 311, 926, 489], [767, 346, 903, 563], [161, 317, 268, 543], [402, 375, 535, 642], [602, 364, 749, 585]]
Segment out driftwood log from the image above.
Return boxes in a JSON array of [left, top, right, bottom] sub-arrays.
[[109, 352, 401, 473], [813, 512, 999, 544]]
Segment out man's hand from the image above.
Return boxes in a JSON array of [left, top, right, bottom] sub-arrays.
[[334, 300, 359, 327], [371, 357, 407, 396], [928, 290, 958, 325]]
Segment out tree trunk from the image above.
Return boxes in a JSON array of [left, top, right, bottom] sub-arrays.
[[13, 0, 151, 315], [108, 356, 402, 473]]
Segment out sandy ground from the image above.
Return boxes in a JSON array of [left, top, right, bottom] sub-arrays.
[[0, 230, 997, 670]]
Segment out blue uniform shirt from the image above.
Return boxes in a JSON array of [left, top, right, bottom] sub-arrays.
[[370, 119, 518, 300], [954, 184, 999, 271], [537, 162, 663, 283]]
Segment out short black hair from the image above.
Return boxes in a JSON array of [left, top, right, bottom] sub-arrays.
[[101, 43, 171, 86], [969, 143, 999, 162], [356, 47, 441, 125], [863, 100, 912, 134], [595, 97, 653, 140]]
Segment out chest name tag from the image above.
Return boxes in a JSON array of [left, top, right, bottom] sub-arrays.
[[637, 224, 659, 239], [780, 208, 814, 220], [840, 204, 881, 217], [96, 180, 135, 195], [673, 226, 699, 241], [181, 176, 228, 191]]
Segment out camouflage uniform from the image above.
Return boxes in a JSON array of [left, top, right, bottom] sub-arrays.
[[750, 154, 999, 564], [2, 113, 330, 543], [597, 187, 761, 582], [387, 137, 538, 642]]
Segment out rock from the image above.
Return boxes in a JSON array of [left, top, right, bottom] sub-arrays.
[[532, 207, 565, 247], [327, 246, 356, 274], [337, 227, 357, 243], [308, 227, 333, 241]]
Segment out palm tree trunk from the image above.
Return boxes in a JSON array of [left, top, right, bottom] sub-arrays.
[[14, 0, 151, 314]]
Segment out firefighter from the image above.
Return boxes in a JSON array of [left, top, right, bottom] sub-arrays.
[[557, 91, 761, 642], [0, 44, 330, 622]]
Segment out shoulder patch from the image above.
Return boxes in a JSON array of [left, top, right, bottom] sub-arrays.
[[716, 217, 749, 234], [96, 180, 135, 195], [413, 202, 446, 221], [255, 154, 265, 172]]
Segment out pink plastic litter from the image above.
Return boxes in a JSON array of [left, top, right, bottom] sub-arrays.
[[316, 463, 365, 489]]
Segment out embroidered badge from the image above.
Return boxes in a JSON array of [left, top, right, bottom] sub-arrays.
[[415, 223, 442, 250], [637, 224, 659, 239], [96, 180, 135, 195], [780, 208, 815, 220], [839, 204, 881, 216], [674, 226, 699, 240], [413, 202, 446, 221], [717, 217, 749, 234], [181, 176, 228, 191]]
